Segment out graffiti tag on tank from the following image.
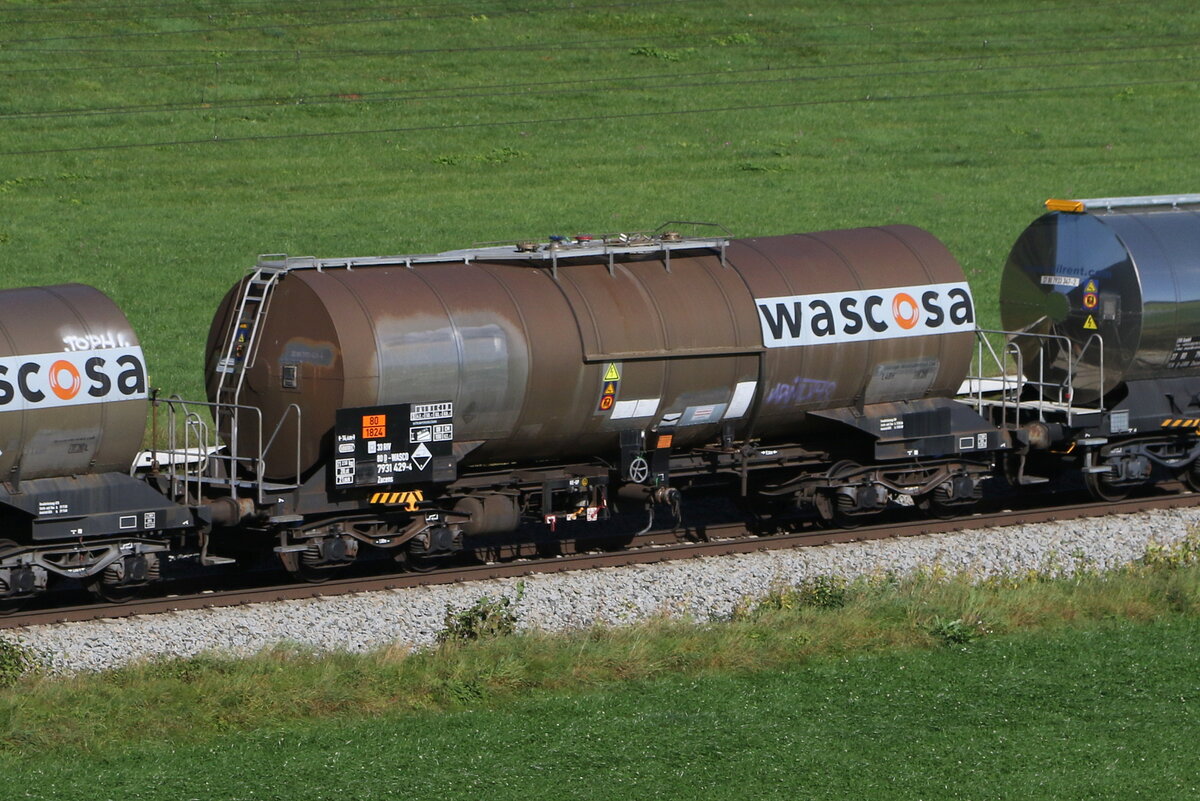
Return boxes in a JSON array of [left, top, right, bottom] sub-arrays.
[[61, 331, 135, 352], [764, 377, 836, 407]]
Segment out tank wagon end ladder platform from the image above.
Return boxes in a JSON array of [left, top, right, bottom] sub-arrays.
[[201, 264, 303, 503]]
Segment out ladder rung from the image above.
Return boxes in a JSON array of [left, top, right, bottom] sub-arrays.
[[214, 266, 286, 446]]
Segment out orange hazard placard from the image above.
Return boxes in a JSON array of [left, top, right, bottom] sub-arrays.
[[362, 414, 387, 439]]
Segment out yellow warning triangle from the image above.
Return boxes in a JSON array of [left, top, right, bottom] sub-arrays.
[[1083, 315, 1098, 330], [603, 362, 621, 381], [1085, 280, 1097, 292]]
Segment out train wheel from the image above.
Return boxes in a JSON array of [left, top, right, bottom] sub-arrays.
[[819, 461, 880, 529], [287, 563, 335, 583], [84, 577, 148, 603], [0, 540, 27, 614], [85, 553, 159, 603], [817, 505, 862, 530], [1083, 470, 1129, 502], [396, 552, 438, 574], [1180, 461, 1200, 492], [915, 493, 962, 520], [285, 537, 358, 583], [0, 599, 25, 616]]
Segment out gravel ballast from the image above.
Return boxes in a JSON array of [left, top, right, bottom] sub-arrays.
[[12, 507, 1200, 674]]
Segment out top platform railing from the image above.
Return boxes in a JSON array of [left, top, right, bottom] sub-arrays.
[[962, 328, 1105, 428]]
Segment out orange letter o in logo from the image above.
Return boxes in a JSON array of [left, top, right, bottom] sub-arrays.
[[49, 360, 82, 401], [892, 293, 920, 330]]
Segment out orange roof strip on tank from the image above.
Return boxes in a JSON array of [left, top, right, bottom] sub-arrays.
[[1045, 194, 1200, 213]]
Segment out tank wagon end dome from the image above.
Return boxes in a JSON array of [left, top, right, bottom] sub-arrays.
[[1001, 195, 1200, 399], [0, 284, 148, 479]]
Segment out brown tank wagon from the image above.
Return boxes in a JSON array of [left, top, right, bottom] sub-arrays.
[[202, 226, 1002, 573], [0, 284, 147, 480], [209, 227, 986, 477]]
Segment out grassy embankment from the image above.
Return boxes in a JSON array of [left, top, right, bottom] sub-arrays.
[[1, 0, 1198, 400], [2, 2, 1200, 796], [0, 536, 1198, 797]]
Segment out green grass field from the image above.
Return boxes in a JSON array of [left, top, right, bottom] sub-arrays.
[[2, 0, 1198, 399], [3, 556, 1200, 799], [3, 2, 1200, 796], [3, 621, 1199, 800]]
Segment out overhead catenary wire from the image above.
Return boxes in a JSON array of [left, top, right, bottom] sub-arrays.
[[7, 26, 1189, 57], [0, 28, 1193, 76], [2, 74, 1194, 158], [0, 0, 1145, 45], [0, 32, 722, 74], [0, 0, 706, 44], [0, 0, 509, 25], [0, 0, 1095, 13], [0, 0, 437, 12], [0, 0, 1049, 18], [1, 47, 1194, 122]]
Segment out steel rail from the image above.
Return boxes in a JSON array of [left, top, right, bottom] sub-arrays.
[[2, 490, 1196, 629]]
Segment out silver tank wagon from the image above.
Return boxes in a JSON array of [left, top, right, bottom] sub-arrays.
[[1000, 194, 1200, 400]]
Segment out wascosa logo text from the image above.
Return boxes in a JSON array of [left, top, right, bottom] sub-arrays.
[[0, 347, 147, 410], [756, 282, 975, 348]]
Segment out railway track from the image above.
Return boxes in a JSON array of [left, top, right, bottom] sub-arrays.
[[4, 489, 1196, 630]]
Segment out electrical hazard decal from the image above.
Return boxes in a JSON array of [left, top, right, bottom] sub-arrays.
[[596, 362, 621, 413], [1083, 315, 1098, 330]]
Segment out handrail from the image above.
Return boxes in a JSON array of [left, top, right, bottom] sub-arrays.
[[965, 328, 1106, 428], [260, 403, 303, 503], [150, 395, 304, 506]]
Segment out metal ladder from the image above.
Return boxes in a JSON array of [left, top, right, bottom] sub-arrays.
[[213, 265, 287, 466], [214, 265, 286, 403]]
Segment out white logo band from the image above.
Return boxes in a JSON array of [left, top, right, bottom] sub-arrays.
[[0, 346, 147, 410], [756, 282, 975, 348]]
